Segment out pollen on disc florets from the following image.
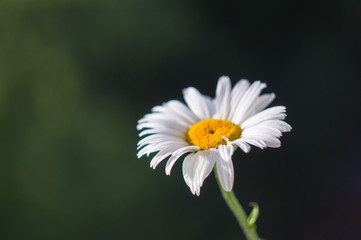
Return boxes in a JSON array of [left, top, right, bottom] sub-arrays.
[[186, 119, 242, 150]]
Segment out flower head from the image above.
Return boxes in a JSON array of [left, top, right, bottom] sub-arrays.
[[137, 76, 291, 195]]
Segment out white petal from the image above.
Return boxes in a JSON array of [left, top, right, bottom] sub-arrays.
[[240, 122, 284, 148], [137, 134, 185, 148], [207, 97, 217, 117], [137, 139, 185, 152], [152, 100, 199, 125], [138, 128, 185, 138], [230, 81, 267, 125], [231, 139, 251, 153], [215, 76, 232, 119], [262, 138, 281, 148], [216, 145, 235, 192], [150, 146, 179, 169], [241, 106, 287, 129], [229, 79, 250, 120], [165, 145, 200, 175], [137, 119, 187, 133], [137, 140, 186, 158], [242, 126, 282, 138], [137, 113, 189, 130], [182, 153, 198, 195], [252, 93, 276, 114], [239, 137, 267, 149], [197, 150, 217, 186], [183, 87, 212, 120], [254, 119, 292, 132], [182, 150, 217, 196], [241, 93, 275, 120], [193, 150, 217, 195]]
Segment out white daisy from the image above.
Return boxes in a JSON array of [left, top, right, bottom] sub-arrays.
[[137, 76, 291, 196]]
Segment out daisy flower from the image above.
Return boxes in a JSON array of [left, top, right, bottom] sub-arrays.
[[137, 76, 291, 196]]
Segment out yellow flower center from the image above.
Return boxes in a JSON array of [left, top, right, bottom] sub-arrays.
[[186, 119, 242, 150]]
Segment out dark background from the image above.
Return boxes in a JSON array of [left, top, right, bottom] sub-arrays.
[[1, 0, 360, 239]]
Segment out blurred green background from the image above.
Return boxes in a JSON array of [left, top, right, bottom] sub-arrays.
[[1, 0, 360, 239]]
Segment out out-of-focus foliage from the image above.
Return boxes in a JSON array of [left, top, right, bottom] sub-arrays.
[[1, 0, 360, 239]]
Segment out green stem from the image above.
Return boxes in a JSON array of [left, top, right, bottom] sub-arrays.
[[214, 168, 261, 240]]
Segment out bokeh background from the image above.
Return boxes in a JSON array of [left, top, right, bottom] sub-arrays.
[[1, 0, 360, 239]]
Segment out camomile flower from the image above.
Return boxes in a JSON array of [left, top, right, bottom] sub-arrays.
[[137, 76, 291, 196]]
